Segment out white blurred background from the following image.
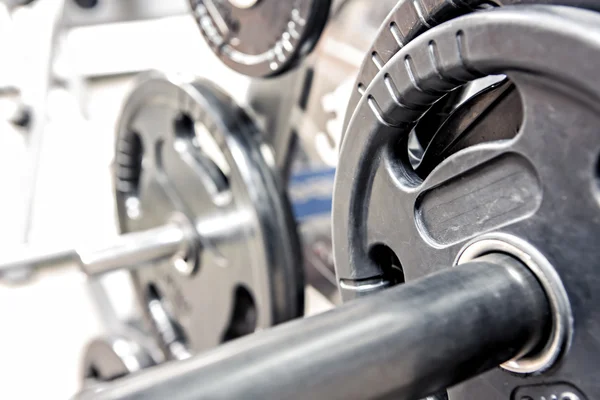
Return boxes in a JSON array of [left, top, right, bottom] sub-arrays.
[[0, 1, 333, 397]]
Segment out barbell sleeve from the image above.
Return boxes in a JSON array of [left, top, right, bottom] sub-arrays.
[[78, 224, 186, 277], [74, 253, 551, 400]]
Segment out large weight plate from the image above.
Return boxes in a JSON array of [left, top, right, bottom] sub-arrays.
[[114, 72, 304, 358], [189, 0, 332, 77], [341, 0, 600, 139], [333, 6, 600, 398]]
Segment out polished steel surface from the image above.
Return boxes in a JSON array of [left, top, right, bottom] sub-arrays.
[[0, 223, 192, 279], [0, 245, 75, 279], [79, 224, 189, 277]]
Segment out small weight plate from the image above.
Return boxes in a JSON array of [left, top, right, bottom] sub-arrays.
[[114, 72, 304, 358], [333, 6, 600, 398], [81, 335, 155, 383], [189, 0, 332, 77], [341, 0, 600, 139]]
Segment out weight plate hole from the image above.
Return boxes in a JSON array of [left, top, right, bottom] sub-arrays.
[[402, 77, 522, 180], [357, 83, 366, 95], [389, 135, 423, 188], [174, 113, 195, 140], [368, 243, 405, 285], [146, 283, 190, 359], [174, 113, 232, 194], [222, 285, 257, 342]]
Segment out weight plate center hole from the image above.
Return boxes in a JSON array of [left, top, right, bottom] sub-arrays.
[[455, 234, 573, 374]]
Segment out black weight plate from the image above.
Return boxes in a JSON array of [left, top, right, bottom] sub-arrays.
[[341, 0, 600, 139], [114, 72, 304, 358], [189, 0, 332, 77], [333, 6, 600, 398]]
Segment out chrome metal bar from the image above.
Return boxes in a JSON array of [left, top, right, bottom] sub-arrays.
[[74, 253, 550, 400], [79, 224, 184, 276], [0, 245, 75, 278], [0, 224, 187, 280]]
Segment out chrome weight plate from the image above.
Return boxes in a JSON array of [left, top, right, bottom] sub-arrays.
[[114, 72, 303, 359], [189, 0, 332, 77], [341, 0, 600, 139], [333, 6, 600, 398]]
